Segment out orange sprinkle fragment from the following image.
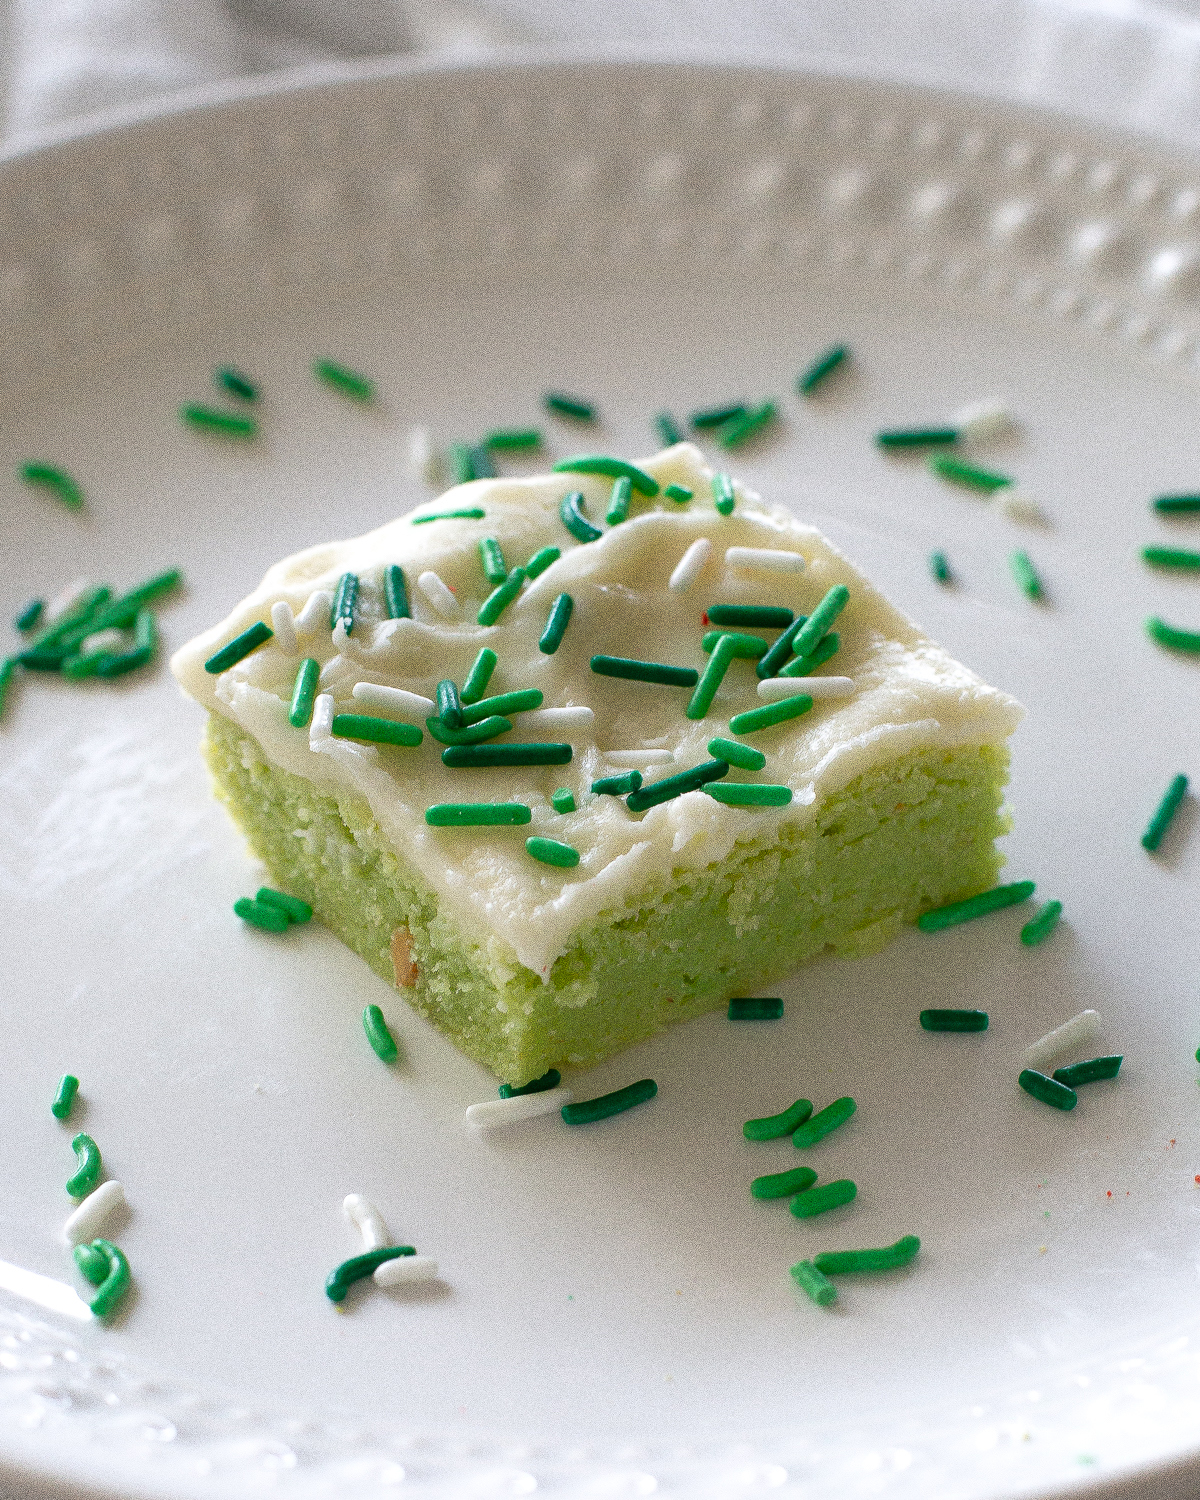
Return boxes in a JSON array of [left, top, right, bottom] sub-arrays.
[[1107, 1191, 1113, 1198]]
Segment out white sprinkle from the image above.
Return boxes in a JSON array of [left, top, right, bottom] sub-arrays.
[[44, 577, 94, 624], [352, 682, 436, 718], [464, 1087, 573, 1130], [331, 618, 351, 650], [1025, 1010, 1102, 1069], [310, 693, 334, 743], [407, 426, 441, 488], [62, 1181, 126, 1246], [997, 488, 1048, 526], [79, 627, 125, 658], [951, 399, 1014, 444], [343, 1193, 390, 1251], [270, 600, 298, 653], [0, 1259, 93, 1321], [319, 654, 351, 688], [604, 749, 675, 768], [374, 1254, 439, 1287], [724, 546, 806, 574], [669, 538, 712, 593], [295, 590, 333, 636], [521, 706, 594, 735], [758, 675, 855, 701], [417, 570, 461, 619]]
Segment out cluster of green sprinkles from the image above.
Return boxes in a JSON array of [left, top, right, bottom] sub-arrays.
[[315, 358, 374, 402], [362, 1004, 400, 1063], [917, 879, 1035, 932], [797, 344, 849, 395], [326, 1246, 414, 1303], [52, 1074, 79, 1121], [728, 997, 784, 1020], [920, 1009, 988, 1032], [20, 461, 83, 509], [793, 1236, 921, 1309], [561, 1078, 656, 1124], [234, 886, 313, 933], [1142, 773, 1188, 851]]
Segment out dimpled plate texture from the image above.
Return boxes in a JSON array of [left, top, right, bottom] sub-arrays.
[[5, 53, 1200, 1500]]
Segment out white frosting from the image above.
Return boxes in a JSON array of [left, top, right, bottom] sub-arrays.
[[171, 444, 1023, 979]]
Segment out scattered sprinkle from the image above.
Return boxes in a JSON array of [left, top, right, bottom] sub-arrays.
[[1142, 545, 1200, 570], [708, 605, 794, 629], [758, 674, 853, 701], [181, 405, 256, 437], [441, 743, 571, 767], [1009, 550, 1043, 600], [500, 1069, 562, 1099], [725, 546, 805, 575], [691, 403, 746, 429], [466, 1087, 574, 1129], [1152, 494, 1200, 512], [790, 1259, 838, 1306], [791, 586, 849, 659], [593, 770, 642, 796], [461, 648, 498, 704], [407, 426, 440, 487], [470, 444, 496, 480], [310, 693, 334, 742], [14, 599, 44, 632], [486, 428, 541, 450], [1146, 616, 1200, 652], [233, 897, 289, 933], [951, 400, 1013, 443], [332, 713, 423, 747], [461, 688, 543, 723], [362, 1004, 399, 1063], [686, 634, 741, 719], [779, 633, 841, 677], [525, 544, 561, 580], [930, 550, 952, 583], [216, 367, 257, 402], [449, 443, 476, 485], [478, 566, 526, 627], [539, 592, 575, 655], [918, 880, 1036, 932], [66, 1134, 102, 1199], [729, 996, 784, 1020], [743, 1098, 813, 1141], [668, 538, 712, 593], [591, 654, 698, 687], [712, 472, 736, 515], [330, 573, 358, 636], [51, 1074, 79, 1121], [554, 456, 659, 496], [717, 400, 777, 449], [929, 455, 1013, 492], [343, 1193, 390, 1251], [269, 600, 297, 654], [561, 1078, 657, 1125], [920, 1009, 988, 1032], [1019, 1068, 1077, 1111], [544, 392, 595, 421], [813, 1236, 920, 1274], [425, 802, 533, 826], [256, 888, 313, 924], [1142, 773, 1188, 851], [352, 682, 435, 719], [729, 694, 813, 736], [756, 616, 807, 679], [1021, 899, 1063, 946], [1025, 1010, 1102, 1069], [20, 462, 84, 508], [753, 1166, 817, 1200], [551, 787, 576, 813], [416, 570, 461, 619], [325, 1247, 414, 1302], [1, 656, 19, 716], [789, 1179, 857, 1218], [288, 658, 320, 727], [663, 483, 693, 503], [314, 359, 374, 402], [655, 412, 684, 446], [412, 507, 486, 525], [707, 737, 765, 770], [605, 474, 633, 525], [793, 1097, 856, 1149], [1052, 1056, 1122, 1087], [876, 427, 957, 449], [374, 1254, 438, 1287], [296, 589, 333, 635], [479, 538, 508, 586], [74, 1239, 130, 1318], [797, 345, 849, 395], [426, 714, 512, 746], [704, 782, 792, 807], [701, 630, 766, 655], [62, 1182, 125, 1246], [627, 760, 728, 811], [526, 836, 580, 868], [997, 489, 1047, 525], [559, 489, 603, 543], [523, 706, 594, 735], [203, 621, 273, 674]]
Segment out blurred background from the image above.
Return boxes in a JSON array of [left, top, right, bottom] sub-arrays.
[[10, 0, 1200, 155]]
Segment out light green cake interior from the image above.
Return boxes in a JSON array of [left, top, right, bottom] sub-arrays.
[[206, 710, 1010, 1085]]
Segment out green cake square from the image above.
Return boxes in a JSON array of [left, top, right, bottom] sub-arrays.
[[172, 444, 1021, 1084]]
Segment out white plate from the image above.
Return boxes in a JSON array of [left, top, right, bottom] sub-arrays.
[[5, 54, 1200, 1500]]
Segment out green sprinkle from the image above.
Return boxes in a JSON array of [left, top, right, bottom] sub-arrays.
[[729, 696, 813, 736], [1142, 773, 1188, 851], [920, 1009, 989, 1032], [383, 565, 409, 620], [691, 403, 746, 429], [77, 1240, 131, 1318], [20, 647, 70, 671], [664, 483, 693, 503], [707, 737, 765, 770], [61, 652, 102, 680], [1146, 616, 1200, 652], [288, 657, 320, 727], [539, 592, 574, 655], [686, 634, 740, 719], [756, 616, 807, 679], [461, 689, 542, 724], [124, 568, 183, 609], [626, 759, 728, 811], [744, 1098, 813, 1141], [470, 444, 496, 480], [314, 359, 374, 402], [94, 644, 154, 679], [425, 801, 533, 825], [918, 880, 1036, 932], [930, 551, 952, 583], [256, 887, 313, 924], [790, 1259, 838, 1306], [929, 455, 1013, 492], [876, 427, 958, 448], [526, 836, 580, 868], [798, 344, 848, 395], [442, 743, 570, 768], [778, 633, 840, 677], [701, 630, 768, 656], [561, 1078, 657, 1124], [411, 507, 486, 524], [216, 366, 258, 401], [729, 996, 784, 1020], [525, 545, 561, 580], [1052, 1055, 1122, 1087], [1018, 1068, 1078, 1111], [717, 400, 777, 449], [545, 392, 595, 421], [792, 1097, 856, 1149], [712, 472, 736, 515], [15, 599, 44, 632], [426, 714, 512, 746], [51, 1074, 79, 1121], [478, 566, 526, 626], [707, 605, 794, 629], [461, 648, 498, 703], [554, 456, 659, 496], [486, 428, 541, 450], [1153, 495, 1200, 512], [449, 443, 476, 484], [499, 1068, 562, 1098], [606, 474, 633, 525], [560, 490, 603, 543], [1021, 900, 1063, 946], [74, 1243, 108, 1285], [551, 787, 576, 813], [134, 609, 157, 654], [0, 658, 17, 719], [181, 405, 256, 437], [791, 586, 849, 658], [752, 1165, 816, 1199], [362, 1003, 399, 1063], [234, 896, 289, 932], [326, 1246, 414, 1302], [330, 572, 358, 634], [332, 713, 423, 747], [1143, 546, 1200, 570], [591, 654, 698, 687], [437, 679, 464, 728], [20, 462, 83, 507], [789, 1179, 857, 1218], [704, 782, 792, 807], [32, 586, 112, 651], [479, 538, 508, 586], [655, 412, 684, 446], [66, 1133, 102, 1198], [813, 1236, 920, 1275], [1010, 550, 1043, 600], [204, 621, 273, 674], [592, 771, 642, 796]]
